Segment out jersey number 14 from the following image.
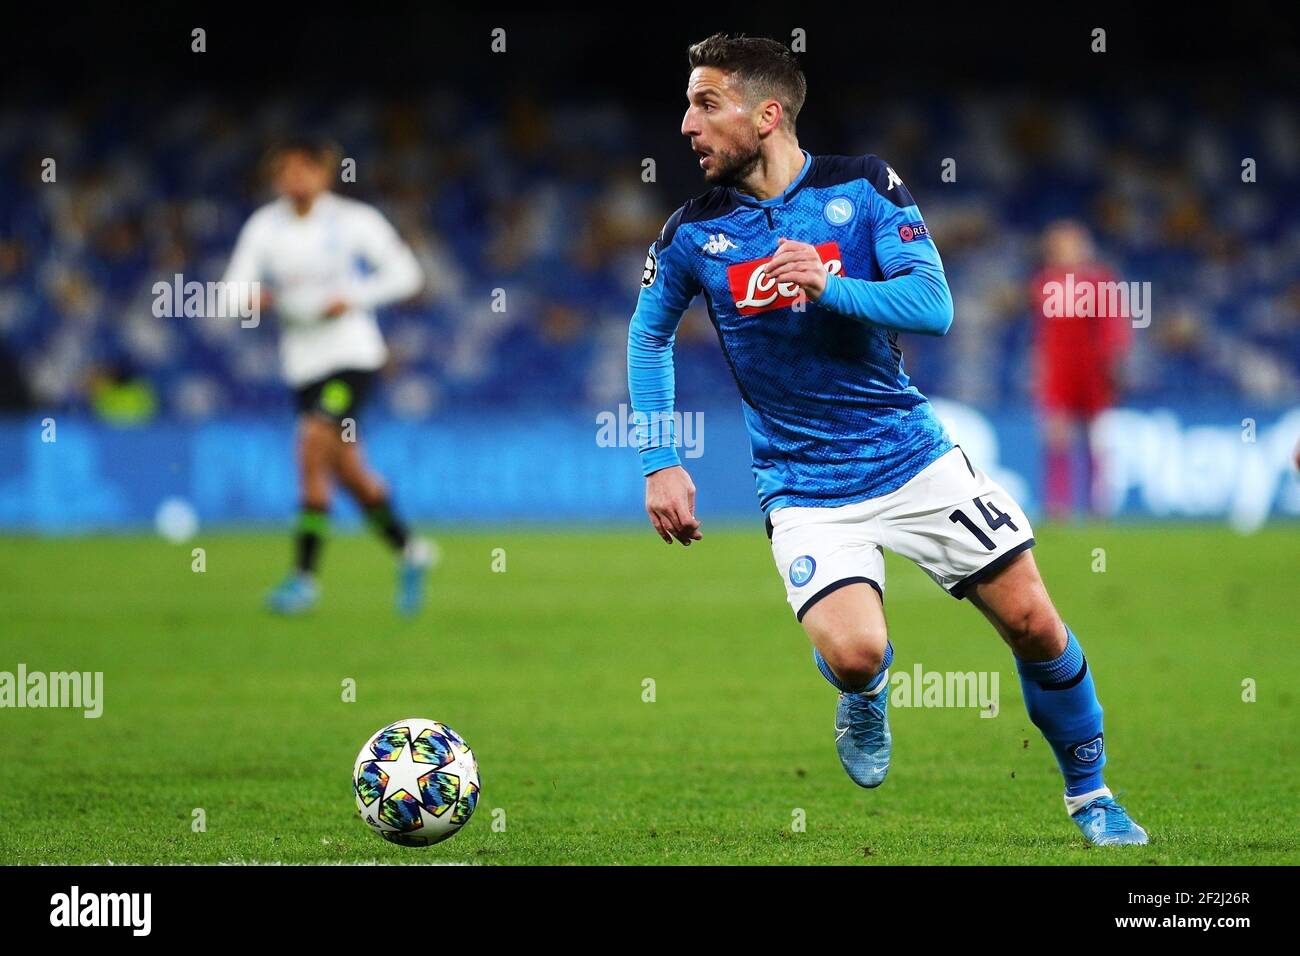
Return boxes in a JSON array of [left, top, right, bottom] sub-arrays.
[[948, 497, 1018, 551]]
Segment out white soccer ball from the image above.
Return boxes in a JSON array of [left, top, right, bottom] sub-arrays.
[[353, 717, 480, 847], [154, 496, 199, 543]]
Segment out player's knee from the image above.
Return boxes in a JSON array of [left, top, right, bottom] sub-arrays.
[[1004, 603, 1064, 659], [823, 627, 888, 687], [299, 432, 330, 466], [302, 456, 330, 483], [301, 458, 332, 501]]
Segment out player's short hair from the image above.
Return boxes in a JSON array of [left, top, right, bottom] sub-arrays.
[[687, 33, 807, 131], [262, 135, 341, 176]]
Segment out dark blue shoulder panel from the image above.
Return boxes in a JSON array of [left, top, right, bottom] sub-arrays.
[[801, 154, 917, 209], [800, 154, 871, 190], [861, 154, 917, 208], [660, 187, 738, 249]]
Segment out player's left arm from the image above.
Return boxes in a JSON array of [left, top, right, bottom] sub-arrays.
[[334, 205, 425, 315], [767, 157, 953, 335]]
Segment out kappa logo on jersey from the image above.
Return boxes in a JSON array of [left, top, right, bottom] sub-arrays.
[[885, 166, 904, 191], [788, 555, 817, 587], [823, 197, 855, 225], [640, 245, 658, 287], [1073, 734, 1105, 763], [727, 241, 844, 316], [700, 233, 738, 255], [898, 221, 928, 242]]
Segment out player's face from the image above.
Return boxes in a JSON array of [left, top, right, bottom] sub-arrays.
[[273, 151, 331, 204], [1044, 222, 1094, 267], [682, 67, 762, 187]]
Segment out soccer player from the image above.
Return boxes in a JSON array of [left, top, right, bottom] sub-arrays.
[[223, 137, 433, 616], [1029, 220, 1131, 518], [627, 35, 1148, 845]]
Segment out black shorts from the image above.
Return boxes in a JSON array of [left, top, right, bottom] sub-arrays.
[[293, 369, 377, 422]]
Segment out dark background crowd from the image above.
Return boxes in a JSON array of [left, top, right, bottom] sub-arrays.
[[2, 6, 1296, 421]]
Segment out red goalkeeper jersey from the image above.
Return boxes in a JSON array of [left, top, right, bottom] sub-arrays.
[[1030, 264, 1131, 415]]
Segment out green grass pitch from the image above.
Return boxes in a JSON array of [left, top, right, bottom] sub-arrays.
[[0, 525, 1295, 865]]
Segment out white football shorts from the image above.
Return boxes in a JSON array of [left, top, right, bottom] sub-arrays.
[[768, 446, 1035, 621]]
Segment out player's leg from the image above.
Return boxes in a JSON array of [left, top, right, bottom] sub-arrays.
[[268, 413, 334, 614], [1083, 416, 1099, 517], [335, 439, 436, 598], [967, 552, 1147, 845], [1080, 361, 1121, 518], [299, 415, 336, 563], [769, 506, 894, 788], [326, 382, 434, 615], [881, 445, 1146, 844], [801, 582, 889, 691], [800, 583, 895, 788], [1082, 390, 1109, 517], [333, 439, 404, 546], [1042, 409, 1076, 521]]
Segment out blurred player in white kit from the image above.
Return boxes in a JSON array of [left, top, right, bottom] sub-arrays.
[[222, 137, 433, 616]]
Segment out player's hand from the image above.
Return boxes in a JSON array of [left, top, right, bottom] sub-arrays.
[[322, 298, 351, 319], [645, 465, 703, 546], [765, 238, 827, 301]]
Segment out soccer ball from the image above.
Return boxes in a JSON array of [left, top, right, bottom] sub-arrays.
[[353, 717, 480, 847]]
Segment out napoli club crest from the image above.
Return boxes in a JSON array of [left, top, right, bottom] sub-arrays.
[[1072, 734, 1105, 763], [789, 555, 817, 587], [823, 197, 855, 225]]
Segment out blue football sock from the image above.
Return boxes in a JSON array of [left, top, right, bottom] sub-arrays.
[[813, 641, 894, 695], [1015, 626, 1106, 797]]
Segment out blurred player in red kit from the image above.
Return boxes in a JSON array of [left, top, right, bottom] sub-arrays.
[[1029, 220, 1131, 518]]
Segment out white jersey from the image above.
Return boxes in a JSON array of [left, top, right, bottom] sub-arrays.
[[223, 192, 423, 387]]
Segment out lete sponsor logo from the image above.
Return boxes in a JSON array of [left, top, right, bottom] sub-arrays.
[[727, 241, 843, 315]]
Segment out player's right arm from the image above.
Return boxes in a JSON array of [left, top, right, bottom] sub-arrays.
[[627, 212, 703, 546], [771, 157, 953, 336], [221, 214, 270, 315]]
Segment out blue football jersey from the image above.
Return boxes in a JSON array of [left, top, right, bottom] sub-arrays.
[[628, 150, 955, 513]]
